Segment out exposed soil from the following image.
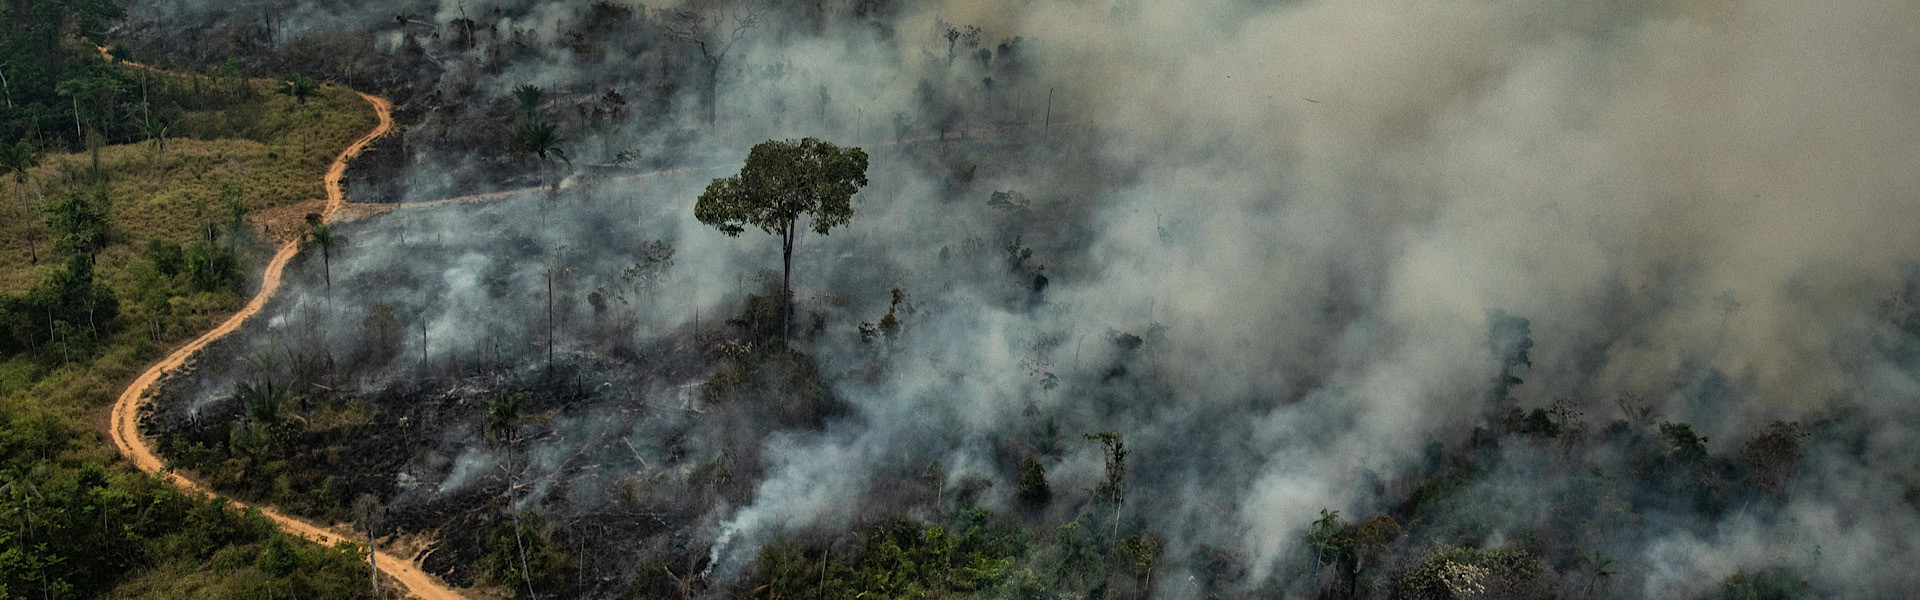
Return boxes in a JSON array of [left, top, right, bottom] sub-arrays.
[[105, 74, 470, 599]]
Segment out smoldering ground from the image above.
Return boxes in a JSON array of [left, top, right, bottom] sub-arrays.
[[128, 0, 1920, 597]]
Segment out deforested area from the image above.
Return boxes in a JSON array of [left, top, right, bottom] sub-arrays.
[[11, 0, 1920, 598]]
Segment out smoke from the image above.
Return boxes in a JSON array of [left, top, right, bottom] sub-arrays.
[[126, 0, 1920, 596]]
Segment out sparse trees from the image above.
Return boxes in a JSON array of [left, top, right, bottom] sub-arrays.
[[1, 140, 42, 264], [695, 137, 868, 346], [663, 3, 762, 128]]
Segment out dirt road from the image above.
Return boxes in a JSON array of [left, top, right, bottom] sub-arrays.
[[105, 75, 467, 599]]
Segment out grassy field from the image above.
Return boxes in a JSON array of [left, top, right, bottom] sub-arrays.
[[0, 56, 388, 598], [0, 75, 375, 292]]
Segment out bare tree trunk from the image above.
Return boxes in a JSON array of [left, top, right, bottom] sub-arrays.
[[16, 187, 35, 265], [507, 439, 538, 600], [322, 247, 332, 300], [367, 528, 380, 597], [780, 223, 793, 347], [1044, 87, 1054, 138], [88, 127, 100, 173], [705, 61, 720, 128], [547, 269, 555, 373]]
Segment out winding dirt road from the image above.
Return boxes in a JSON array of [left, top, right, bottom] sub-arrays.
[[106, 83, 466, 599]]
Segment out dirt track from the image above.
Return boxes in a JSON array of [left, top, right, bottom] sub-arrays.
[[105, 77, 468, 599], [97, 46, 1022, 600]]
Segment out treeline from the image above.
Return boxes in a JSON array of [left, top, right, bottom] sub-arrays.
[[4, 0, 308, 158]]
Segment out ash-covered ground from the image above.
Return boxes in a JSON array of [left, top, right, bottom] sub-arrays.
[[124, 0, 1920, 597]]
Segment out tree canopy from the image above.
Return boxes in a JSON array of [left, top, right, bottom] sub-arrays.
[[695, 137, 867, 345], [694, 137, 868, 241]]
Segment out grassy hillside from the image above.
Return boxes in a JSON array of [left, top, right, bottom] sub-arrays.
[[0, 76, 374, 291], [0, 37, 388, 600]]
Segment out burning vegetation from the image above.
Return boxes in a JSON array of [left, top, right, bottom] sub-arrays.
[[11, 0, 1916, 598]]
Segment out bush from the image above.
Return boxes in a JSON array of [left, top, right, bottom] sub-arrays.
[[1015, 453, 1051, 509], [1700, 568, 1813, 600], [481, 511, 570, 596], [1394, 545, 1555, 600]]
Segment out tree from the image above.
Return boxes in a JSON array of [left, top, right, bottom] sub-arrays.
[[1016, 453, 1050, 508], [0, 140, 40, 189], [46, 188, 109, 263], [306, 219, 341, 296], [1741, 420, 1809, 494], [0, 140, 41, 264], [54, 74, 128, 171], [512, 84, 544, 120], [508, 121, 568, 190], [623, 240, 675, 300], [663, 4, 762, 128], [221, 183, 247, 252], [484, 392, 541, 600], [11, 0, 123, 91], [1486, 309, 1533, 408], [141, 116, 168, 164], [1085, 431, 1126, 540], [277, 74, 319, 104], [352, 494, 387, 598], [695, 138, 868, 346]]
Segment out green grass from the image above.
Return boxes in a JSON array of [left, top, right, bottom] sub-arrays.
[[0, 75, 375, 292], [0, 57, 385, 599]]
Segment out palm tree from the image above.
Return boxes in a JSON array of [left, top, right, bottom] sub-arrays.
[[507, 121, 568, 190], [485, 392, 540, 600], [277, 75, 319, 105], [306, 221, 341, 296], [0, 141, 42, 264], [142, 117, 168, 165], [1577, 552, 1616, 599], [512, 84, 544, 120]]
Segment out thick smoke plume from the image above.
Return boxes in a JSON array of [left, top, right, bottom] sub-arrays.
[[126, 0, 1920, 597]]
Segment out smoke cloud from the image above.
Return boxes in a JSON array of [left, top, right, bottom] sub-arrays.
[[127, 0, 1920, 596]]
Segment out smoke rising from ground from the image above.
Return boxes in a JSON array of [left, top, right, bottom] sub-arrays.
[[128, 0, 1920, 596]]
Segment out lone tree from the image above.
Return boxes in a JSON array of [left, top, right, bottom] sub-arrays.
[[485, 392, 541, 600], [663, 3, 761, 128], [695, 137, 868, 346], [278, 74, 319, 104], [306, 217, 342, 296], [512, 84, 544, 120], [508, 121, 568, 190]]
